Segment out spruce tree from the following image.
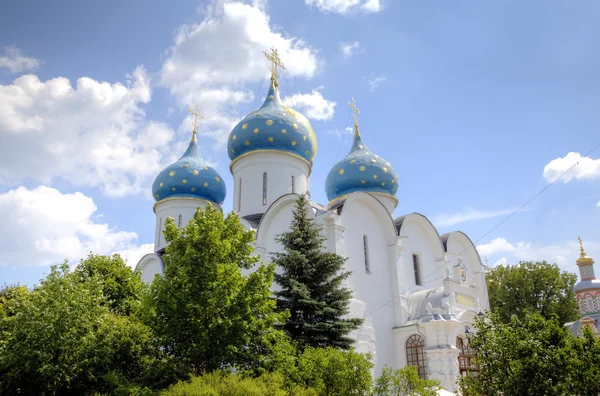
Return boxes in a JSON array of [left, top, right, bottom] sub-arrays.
[[273, 194, 363, 349]]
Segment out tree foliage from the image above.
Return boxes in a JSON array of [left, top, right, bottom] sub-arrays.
[[145, 205, 288, 375], [459, 312, 600, 396], [371, 366, 441, 396], [486, 261, 579, 324], [273, 195, 363, 349], [73, 253, 146, 315]]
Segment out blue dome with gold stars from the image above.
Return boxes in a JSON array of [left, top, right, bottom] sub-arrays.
[[227, 79, 317, 167], [152, 132, 226, 205], [325, 122, 398, 205]]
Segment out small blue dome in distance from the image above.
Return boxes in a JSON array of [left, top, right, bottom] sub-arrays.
[[227, 78, 317, 167], [325, 114, 398, 206], [152, 131, 226, 205]]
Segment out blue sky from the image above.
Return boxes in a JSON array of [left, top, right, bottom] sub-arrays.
[[1, 0, 599, 286]]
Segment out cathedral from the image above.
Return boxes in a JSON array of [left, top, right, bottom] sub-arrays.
[[136, 49, 490, 392]]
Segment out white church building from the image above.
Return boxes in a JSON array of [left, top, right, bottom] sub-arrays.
[[136, 50, 490, 392]]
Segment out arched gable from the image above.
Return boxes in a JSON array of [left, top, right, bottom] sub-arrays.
[[255, 193, 315, 259], [441, 231, 483, 274], [340, 192, 397, 246], [135, 253, 165, 284], [395, 213, 445, 259]]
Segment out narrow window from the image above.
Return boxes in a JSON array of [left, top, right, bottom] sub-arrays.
[[413, 254, 422, 286], [156, 217, 162, 248], [291, 175, 295, 193], [363, 235, 371, 274], [406, 334, 427, 379], [238, 178, 242, 211], [178, 215, 182, 228], [262, 172, 267, 205]]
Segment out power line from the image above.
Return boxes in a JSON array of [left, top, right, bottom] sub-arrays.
[[361, 141, 600, 320], [251, 60, 270, 111]]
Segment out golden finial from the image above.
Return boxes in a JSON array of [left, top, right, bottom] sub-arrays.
[[578, 236, 586, 256], [348, 97, 360, 134], [263, 47, 286, 86], [577, 236, 594, 265], [188, 104, 204, 143]]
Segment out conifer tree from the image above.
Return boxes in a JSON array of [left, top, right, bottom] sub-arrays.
[[273, 195, 362, 349]]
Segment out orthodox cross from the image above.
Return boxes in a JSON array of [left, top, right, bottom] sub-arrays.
[[349, 97, 360, 127], [579, 236, 585, 255], [188, 104, 204, 141], [263, 47, 285, 83]]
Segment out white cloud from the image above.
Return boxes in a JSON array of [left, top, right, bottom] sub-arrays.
[[493, 257, 508, 266], [327, 126, 353, 138], [0, 67, 177, 196], [0, 186, 144, 267], [160, 1, 326, 146], [476, 237, 515, 256], [283, 90, 336, 120], [367, 75, 386, 92], [543, 152, 600, 183], [305, 0, 381, 14], [432, 207, 516, 227], [596, 200, 600, 208], [477, 237, 599, 274], [341, 41, 361, 58], [0, 45, 39, 73], [115, 243, 154, 269]]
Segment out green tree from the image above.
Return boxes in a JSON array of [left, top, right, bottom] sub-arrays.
[[73, 252, 146, 315], [0, 262, 169, 395], [569, 326, 600, 396], [294, 347, 373, 396], [0, 283, 28, 315], [273, 195, 362, 349], [371, 366, 441, 396], [146, 206, 287, 375], [459, 312, 575, 396], [486, 261, 579, 324]]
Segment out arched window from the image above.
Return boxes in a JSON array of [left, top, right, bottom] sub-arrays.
[[262, 172, 268, 205], [406, 334, 427, 379], [291, 175, 295, 193], [178, 215, 182, 228], [412, 254, 422, 286], [457, 337, 479, 376], [363, 235, 371, 274]]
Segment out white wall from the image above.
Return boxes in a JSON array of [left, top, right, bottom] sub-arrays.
[[399, 218, 445, 292], [231, 152, 310, 217], [340, 194, 398, 376], [137, 254, 163, 284], [153, 198, 211, 251]]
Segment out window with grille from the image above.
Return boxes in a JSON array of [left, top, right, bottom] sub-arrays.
[[457, 337, 479, 376], [363, 235, 371, 274], [413, 254, 422, 286], [262, 172, 267, 205], [406, 334, 427, 379]]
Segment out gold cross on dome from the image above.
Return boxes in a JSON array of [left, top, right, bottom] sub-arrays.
[[264, 47, 286, 83], [188, 104, 204, 141], [349, 97, 360, 127], [579, 236, 586, 255]]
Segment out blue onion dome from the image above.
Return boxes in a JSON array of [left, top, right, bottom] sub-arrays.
[[227, 78, 318, 168], [325, 120, 399, 205], [152, 130, 226, 205]]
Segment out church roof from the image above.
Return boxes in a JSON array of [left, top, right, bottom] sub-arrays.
[[227, 79, 317, 169], [325, 107, 398, 205], [152, 131, 226, 205]]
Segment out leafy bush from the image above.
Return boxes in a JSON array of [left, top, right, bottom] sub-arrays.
[[163, 371, 316, 396], [372, 366, 440, 396]]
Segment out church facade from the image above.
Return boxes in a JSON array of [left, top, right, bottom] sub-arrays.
[[136, 50, 490, 392]]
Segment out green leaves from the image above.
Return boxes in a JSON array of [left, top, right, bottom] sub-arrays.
[[273, 195, 363, 350], [372, 366, 441, 396], [487, 261, 579, 324], [146, 205, 287, 375]]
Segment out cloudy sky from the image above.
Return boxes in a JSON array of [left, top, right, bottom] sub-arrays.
[[1, 0, 599, 286]]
